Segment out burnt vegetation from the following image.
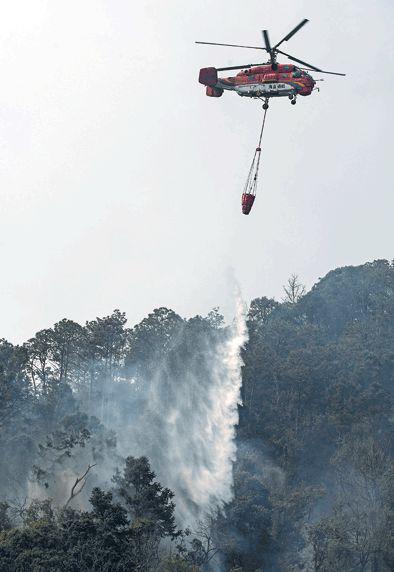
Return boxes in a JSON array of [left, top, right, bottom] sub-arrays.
[[0, 260, 393, 571]]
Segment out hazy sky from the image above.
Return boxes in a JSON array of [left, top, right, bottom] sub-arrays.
[[1, 0, 393, 342]]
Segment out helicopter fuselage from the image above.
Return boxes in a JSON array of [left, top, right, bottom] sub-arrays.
[[199, 63, 315, 99]]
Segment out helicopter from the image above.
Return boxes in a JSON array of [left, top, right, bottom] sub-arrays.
[[196, 19, 345, 108]]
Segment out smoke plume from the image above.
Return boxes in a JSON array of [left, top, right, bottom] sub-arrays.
[[113, 296, 248, 526]]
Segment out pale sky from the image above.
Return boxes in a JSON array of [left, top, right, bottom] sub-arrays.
[[1, 0, 393, 343]]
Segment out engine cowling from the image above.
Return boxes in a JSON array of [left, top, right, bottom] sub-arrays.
[[199, 67, 218, 87], [206, 86, 223, 97]]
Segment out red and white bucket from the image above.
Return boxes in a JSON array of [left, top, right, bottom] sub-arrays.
[[242, 192, 255, 215]]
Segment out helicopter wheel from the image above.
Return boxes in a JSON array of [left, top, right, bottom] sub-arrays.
[[288, 94, 294, 100], [262, 102, 269, 110], [291, 99, 296, 105]]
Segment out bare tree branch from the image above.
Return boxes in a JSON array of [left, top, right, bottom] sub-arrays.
[[65, 463, 96, 508], [282, 273, 306, 304]]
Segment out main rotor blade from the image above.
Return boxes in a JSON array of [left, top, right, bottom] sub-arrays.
[[262, 30, 272, 53], [277, 49, 346, 75], [299, 67, 347, 77], [274, 18, 309, 48], [276, 48, 322, 71], [263, 30, 277, 66], [196, 41, 266, 50], [217, 63, 265, 71]]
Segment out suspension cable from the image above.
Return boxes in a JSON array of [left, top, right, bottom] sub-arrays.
[[243, 105, 268, 198], [257, 104, 268, 148]]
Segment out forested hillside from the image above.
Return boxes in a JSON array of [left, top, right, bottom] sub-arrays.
[[0, 259, 393, 571]]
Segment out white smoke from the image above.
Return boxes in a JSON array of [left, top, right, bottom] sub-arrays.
[[24, 296, 248, 537], [114, 295, 248, 526]]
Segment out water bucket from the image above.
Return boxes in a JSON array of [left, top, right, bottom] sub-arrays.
[[242, 193, 255, 215]]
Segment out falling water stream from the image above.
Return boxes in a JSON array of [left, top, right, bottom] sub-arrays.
[[116, 296, 248, 526]]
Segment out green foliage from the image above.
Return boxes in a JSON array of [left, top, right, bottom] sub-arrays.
[[307, 430, 393, 571], [0, 458, 188, 572], [233, 260, 394, 570], [125, 307, 184, 378], [0, 503, 11, 532], [214, 460, 272, 571], [113, 455, 178, 538], [111, 456, 179, 569], [0, 489, 135, 571]]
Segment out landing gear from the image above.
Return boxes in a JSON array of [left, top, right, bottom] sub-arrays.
[[291, 99, 296, 105], [262, 98, 269, 110]]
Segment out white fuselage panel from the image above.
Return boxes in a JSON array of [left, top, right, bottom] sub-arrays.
[[235, 82, 295, 97]]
